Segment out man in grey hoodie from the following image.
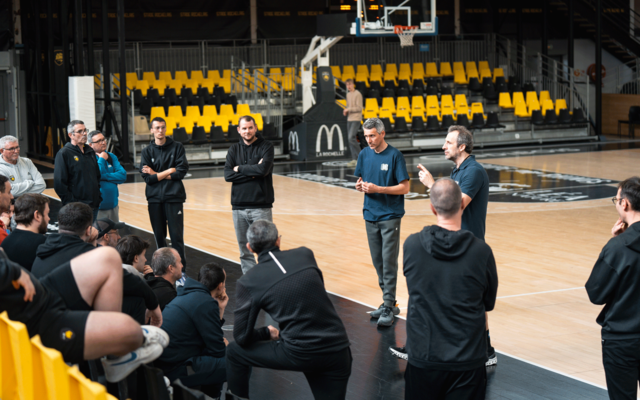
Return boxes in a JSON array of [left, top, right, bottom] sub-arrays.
[[0, 135, 45, 197], [400, 178, 497, 400]]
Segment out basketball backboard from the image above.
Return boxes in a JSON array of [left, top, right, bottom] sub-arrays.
[[350, 0, 438, 37]]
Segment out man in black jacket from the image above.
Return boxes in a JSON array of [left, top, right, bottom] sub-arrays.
[[1, 193, 49, 270], [224, 115, 275, 274], [54, 120, 102, 221], [226, 220, 352, 400], [140, 117, 190, 269], [144, 247, 182, 310], [401, 178, 497, 400], [586, 177, 640, 400]]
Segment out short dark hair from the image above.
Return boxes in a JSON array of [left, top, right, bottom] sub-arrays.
[[14, 194, 49, 225], [247, 219, 279, 254], [430, 178, 462, 217], [197, 262, 226, 292], [619, 176, 640, 212], [151, 117, 166, 126], [238, 115, 256, 127], [449, 125, 474, 154], [116, 235, 150, 265], [151, 247, 177, 276], [345, 78, 354, 84], [0, 175, 8, 192], [58, 202, 93, 236]]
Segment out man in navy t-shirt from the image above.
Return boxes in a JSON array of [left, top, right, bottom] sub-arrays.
[[415, 125, 496, 366], [354, 118, 410, 327]]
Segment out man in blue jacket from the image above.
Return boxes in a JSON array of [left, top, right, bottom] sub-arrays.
[[88, 130, 127, 223], [156, 262, 228, 398]]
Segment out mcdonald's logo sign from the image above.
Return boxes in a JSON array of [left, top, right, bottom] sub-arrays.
[[288, 131, 300, 154], [315, 124, 345, 157]]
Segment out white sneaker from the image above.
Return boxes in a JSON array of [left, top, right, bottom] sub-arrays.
[[141, 325, 170, 349], [101, 342, 164, 382]]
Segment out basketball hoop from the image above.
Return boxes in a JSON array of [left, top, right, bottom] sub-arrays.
[[394, 25, 418, 47]]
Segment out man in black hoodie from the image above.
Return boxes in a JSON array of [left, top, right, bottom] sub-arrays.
[[586, 177, 640, 400], [140, 117, 190, 270], [226, 220, 351, 400], [54, 120, 102, 221], [224, 115, 274, 274], [401, 178, 497, 400]]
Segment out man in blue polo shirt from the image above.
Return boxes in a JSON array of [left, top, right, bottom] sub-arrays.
[[414, 125, 495, 366], [355, 118, 410, 327]]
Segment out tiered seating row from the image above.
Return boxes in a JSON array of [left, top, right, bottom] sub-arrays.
[[150, 104, 263, 135]]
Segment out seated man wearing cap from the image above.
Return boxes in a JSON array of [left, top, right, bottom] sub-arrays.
[[94, 218, 126, 248]]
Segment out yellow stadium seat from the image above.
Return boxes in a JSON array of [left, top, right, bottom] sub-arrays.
[[356, 65, 369, 78], [209, 70, 222, 84], [251, 113, 264, 131], [150, 107, 166, 121], [383, 71, 397, 84], [329, 66, 341, 81], [281, 72, 295, 92], [196, 116, 213, 133], [479, 69, 492, 81], [411, 96, 425, 112], [441, 95, 454, 117], [184, 80, 199, 94], [454, 94, 468, 108], [336, 99, 347, 108], [454, 68, 467, 85], [68, 365, 111, 400], [136, 80, 150, 97], [181, 116, 197, 134], [342, 65, 356, 82], [499, 92, 514, 109], [125, 73, 138, 90], [185, 105, 201, 119], [175, 71, 189, 82], [142, 71, 156, 85], [158, 71, 173, 82], [371, 64, 383, 77], [541, 99, 555, 116], [237, 104, 251, 116], [453, 61, 464, 72], [555, 98, 568, 114], [478, 61, 490, 71], [168, 105, 184, 119], [465, 61, 478, 76], [426, 95, 439, 112], [528, 97, 541, 115], [539, 91, 551, 106], [426, 106, 441, 121], [364, 98, 379, 119], [411, 110, 426, 122], [31, 335, 71, 400], [153, 79, 167, 96], [355, 73, 370, 87], [493, 68, 505, 82], [220, 104, 235, 116], [222, 69, 232, 81], [412, 63, 425, 82], [466, 67, 479, 81], [396, 96, 411, 122], [164, 117, 178, 135], [168, 79, 183, 96], [471, 102, 486, 118], [455, 105, 471, 120], [200, 79, 215, 95], [513, 92, 530, 117], [399, 63, 411, 76], [425, 62, 440, 78], [381, 97, 396, 113], [379, 108, 395, 124], [214, 115, 230, 133], [369, 74, 383, 88], [440, 62, 453, 78], [526, 91, 539, 107], [229, 114, 240, 126], [1, 312, 33, 400], [191, 70, 205, 83]]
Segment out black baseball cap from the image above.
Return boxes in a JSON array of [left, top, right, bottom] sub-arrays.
[[93, 218, 126, 239]]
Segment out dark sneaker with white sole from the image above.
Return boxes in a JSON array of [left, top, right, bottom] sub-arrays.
[[486, 347, 497, 366], [389, 346, 408, 360], [377, 306, 395, 326], [370, 302, 400, 319]]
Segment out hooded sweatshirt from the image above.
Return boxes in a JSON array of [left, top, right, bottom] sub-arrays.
[[31, 234, 95, 278], [53, 142, 102, 208], [0, 156, 46, 197], [403, 225, 498, 371], [96, 152, 127, 210], [586, 221, 640, 339], [156, 277, 225, 372], [139, 137, 189, 203], [145, 273, 177, 310]]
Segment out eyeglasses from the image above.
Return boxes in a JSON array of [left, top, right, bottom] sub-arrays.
[[612, 197, 621, 205], [92, 138, 107, 144], [3, 146, 20, 152], [74, 129, 89, 135]]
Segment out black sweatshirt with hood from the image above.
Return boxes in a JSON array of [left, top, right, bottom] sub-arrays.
[[140, 137, 189, 203], [53, 142, 101, 208], [403, 225, 498, 371], [224, 137, 275, 210], [586, 221, 640, 339]]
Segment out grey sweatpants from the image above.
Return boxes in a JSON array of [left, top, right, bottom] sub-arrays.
[[347, 121, 361, 160], [365, 217, 402, 306], [232, 208, 273, 274]]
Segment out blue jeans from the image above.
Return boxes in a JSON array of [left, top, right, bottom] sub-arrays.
[[232, 208, 273, 273]]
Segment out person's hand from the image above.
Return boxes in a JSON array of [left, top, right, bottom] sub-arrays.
[[86, 227, 99, 246], [233, 166, 239, 172], [343, 109, 348, 116], [142, 165, 157, 175], [99, 152, 109, 160], [612, 218, 627, 237], [0, 214, 10, 228], [259, 158, 263, 164], [13, 269, 35, 302], [267, 325, 280, 340], [417, 164, 435, 189], [146, 306, 163, 327], [216, 289, 229, 311], [223, 337, 229, 346], [355, 177, 364, 192], [143, 265, 153, 275], [362, 182, 379, 194]]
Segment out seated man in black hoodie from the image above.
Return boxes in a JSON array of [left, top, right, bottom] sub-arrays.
[[226, 220, 352, 400], [400, 178, 498, 400], [156, 263, 228, 398], [145, 247, 182, 310]]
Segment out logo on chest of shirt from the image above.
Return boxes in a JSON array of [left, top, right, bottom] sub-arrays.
[[9, 176, 15, 181], [73, 156, 79, 162], [381, 163, 389, 171], [151, 158, 154, 162]]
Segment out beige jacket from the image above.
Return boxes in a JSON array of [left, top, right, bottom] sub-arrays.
[[346, 90, 363, 121]]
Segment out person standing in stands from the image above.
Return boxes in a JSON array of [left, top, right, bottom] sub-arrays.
[[140, 117, 190, 271], [1, 193, 50, 270], [355, 118, 410, 328], [88, 130, 127, 223], [0, 135, 45, 197], [224, 115, 275, 274], [343, 78, 363, 168], [54, 120, 102, 221], [586, 177, 640, 400]]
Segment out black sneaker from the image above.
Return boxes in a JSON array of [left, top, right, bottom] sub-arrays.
[[389, 346, 408, 360], [377, 306, 394, 327], [369, 302, 400, 319], [486, 347, 497, 367]]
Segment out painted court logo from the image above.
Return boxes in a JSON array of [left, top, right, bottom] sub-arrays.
[[316, 124, 345, 157]]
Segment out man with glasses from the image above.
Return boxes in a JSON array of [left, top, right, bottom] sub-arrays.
[[54, 120, 102, 221], [0, 135, 45, 198], [88, 130, 126, 223], [587, 177, 640, 400]]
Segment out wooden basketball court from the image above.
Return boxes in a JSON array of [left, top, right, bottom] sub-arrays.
[[44, 146, 639, 391]]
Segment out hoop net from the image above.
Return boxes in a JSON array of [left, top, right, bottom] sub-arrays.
[[394, 25, 418, 47]]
